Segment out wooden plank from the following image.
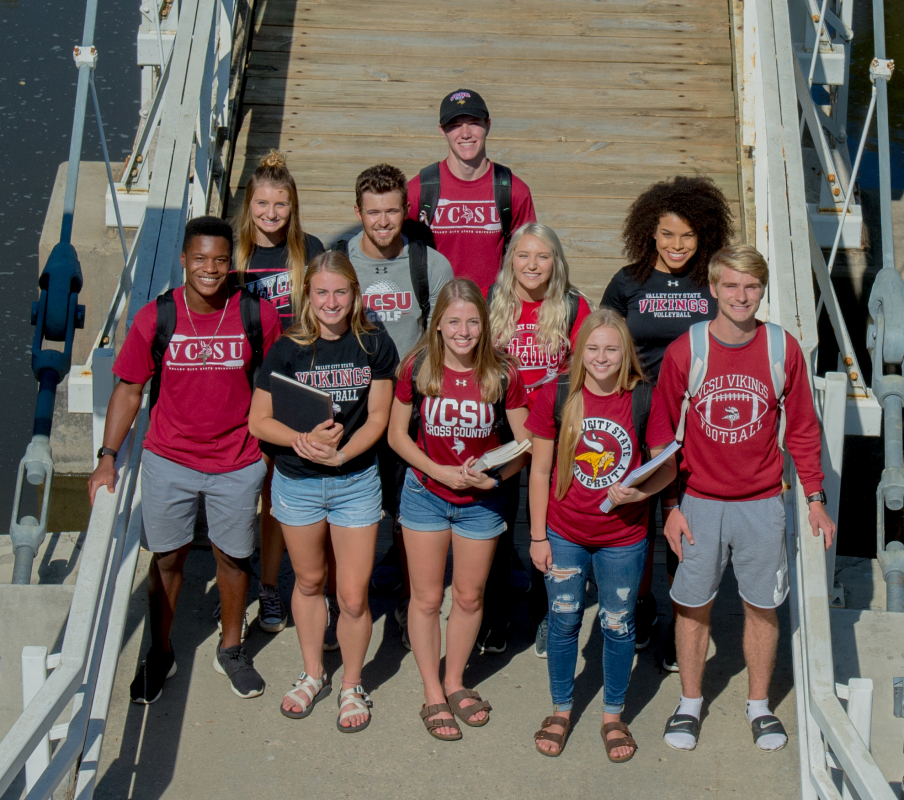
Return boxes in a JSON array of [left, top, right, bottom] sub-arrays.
[[236, 106, 737, 144], [251, 26, 729, 62], [255, 5, 731, 41], [264, 0, 727, 12], [234, 134, 740, 174], [229, 157, 740, 200]]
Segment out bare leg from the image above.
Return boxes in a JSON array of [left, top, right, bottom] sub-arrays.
[[258, 456, 285, 589], [743, 601, 779, 700], [147, 544, 192, 651], [330, 523, 379, 727], [402, 525, 456, 737], [675, 600, 713, 699], [443, 532, 497, 723], [212, 545, 253, 649], [280, 519, 328, 713]]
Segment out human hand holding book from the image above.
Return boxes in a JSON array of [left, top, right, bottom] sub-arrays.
[[471, 440, 532, 473], [599, 440, 682, 513]]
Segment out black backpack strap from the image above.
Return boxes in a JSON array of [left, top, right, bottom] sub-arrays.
[[408, 239, 431, 332], [552, 373, 571, 435], [565, 288, 581, 335], [494, 368, 514, 444], [418, 162, 442, 226], [149, 289, 177, 411], [492, 163, 513, 247], [239, 288, 263, 389], [486, 283, 497, 310], [332, 238, 349, 256], [632, 380, 653, 463]]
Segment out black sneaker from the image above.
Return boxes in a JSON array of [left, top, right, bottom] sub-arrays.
[[634, 594, 658, 650], [476, 623, 507, 654], [258, 585, 288, 633], [662, 619, 679, 673], [534, 618, 549, 659], [213, 642, 265, 698], [130, 645, 176, 704]]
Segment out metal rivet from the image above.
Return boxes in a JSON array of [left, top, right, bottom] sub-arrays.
[[833, 187, 841, 196], [828, 173, 836, 182], [850, 372, 859, 381], [844, 357, 853, 366]]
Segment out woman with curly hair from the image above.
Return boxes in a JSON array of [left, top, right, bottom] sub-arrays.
[[600, 174, 734, 665]]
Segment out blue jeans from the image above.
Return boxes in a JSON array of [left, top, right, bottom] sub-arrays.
[[544, 528, 648, 714]]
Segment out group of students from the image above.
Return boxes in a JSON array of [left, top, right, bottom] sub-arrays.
[[87, 88, 836, 759]]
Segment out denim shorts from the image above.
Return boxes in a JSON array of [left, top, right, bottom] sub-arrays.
[[271, 463, 383, 528], [398, 469, 506, 540]]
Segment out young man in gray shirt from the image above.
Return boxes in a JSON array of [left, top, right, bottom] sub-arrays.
[[338, 164, 453, 644], [343, 163, 453, 361]]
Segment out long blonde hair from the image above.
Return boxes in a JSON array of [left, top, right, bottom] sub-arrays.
[[554, 309, 646, 500], [285, 251, 376, 351], [234, 150, 309, 320], [399, 278, 513, 403], [489, 223, 578, 355]]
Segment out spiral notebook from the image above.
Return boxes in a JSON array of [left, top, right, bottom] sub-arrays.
[[269, 372, 334, 433]]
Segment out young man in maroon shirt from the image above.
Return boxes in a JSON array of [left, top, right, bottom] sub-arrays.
[[88, 217, 281, 704], [406, 89, 536, 292], [656, 244, 835, 752]]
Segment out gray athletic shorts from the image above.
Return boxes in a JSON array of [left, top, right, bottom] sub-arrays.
[[140, 450, 266, 559], [669, 493, 789, 609]]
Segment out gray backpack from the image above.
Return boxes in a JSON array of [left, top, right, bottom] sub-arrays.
[[675, 321, 788, 449]]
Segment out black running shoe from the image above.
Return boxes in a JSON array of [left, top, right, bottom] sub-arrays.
[[130, 645, 176, 704], [534, 617, 549, 659], [213, 643, 265, 698], [634, 594, 658, 650], [476, 623, 507, 654], [662, 619, 679, 673]]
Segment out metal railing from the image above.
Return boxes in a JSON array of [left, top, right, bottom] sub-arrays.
[[739, 0, 897, 796], [0, 0, 248, 794]]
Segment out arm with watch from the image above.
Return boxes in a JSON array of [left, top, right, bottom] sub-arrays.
[[805, 489, 835, 550], [86, 379, 145, 505]]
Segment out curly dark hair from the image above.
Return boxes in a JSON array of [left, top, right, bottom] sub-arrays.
[[622, 175, 734, 286]]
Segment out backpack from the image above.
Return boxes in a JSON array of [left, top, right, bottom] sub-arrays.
[[334, 237, 431, 332], [408, 354, 512, 478], [552, 374, 654, 463], [149, 288, 263, 410], [675, 320, 787, 449], [408, 161, 514, 253]]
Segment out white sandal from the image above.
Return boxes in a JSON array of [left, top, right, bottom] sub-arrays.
[[280, 672, 331, 719], [336, 684, 373, 733]]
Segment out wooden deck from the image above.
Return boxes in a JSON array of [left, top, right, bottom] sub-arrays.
[[229, 0, 741, 301]]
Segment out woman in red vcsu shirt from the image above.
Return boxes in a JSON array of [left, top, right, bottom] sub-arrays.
[[526, 309, 676, 760], [388, 278, 529, 742]]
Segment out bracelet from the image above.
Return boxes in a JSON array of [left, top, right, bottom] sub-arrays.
[[663, 504, 679, 511], [337, 450, 345, 467], [530, 537, 548, 543]]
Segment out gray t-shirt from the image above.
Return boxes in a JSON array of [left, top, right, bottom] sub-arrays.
[[347, 232, 454, 362]]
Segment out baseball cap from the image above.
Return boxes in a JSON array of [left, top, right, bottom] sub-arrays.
[[439, 89, 490, 126]]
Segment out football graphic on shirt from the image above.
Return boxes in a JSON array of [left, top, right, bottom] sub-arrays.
[[572, 419, 633, 490], [694, 384, 768, 432]]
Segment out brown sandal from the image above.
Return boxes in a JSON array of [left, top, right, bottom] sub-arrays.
[[446, 688, 492, 727], [534, 715, 571, 757], [602, 721, 638, 762], [420, 703, 462, 741]]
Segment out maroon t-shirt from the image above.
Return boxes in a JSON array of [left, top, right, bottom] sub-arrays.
[[114, 287, 281, 473], [526, 382, 674, 547], [395, 358, 529, 504], [407, 160, 536, 291]]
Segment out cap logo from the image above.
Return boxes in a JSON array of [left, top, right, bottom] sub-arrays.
[[450, 92, 471, 102]]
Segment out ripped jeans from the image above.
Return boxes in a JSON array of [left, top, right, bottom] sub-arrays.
[[544, 528, 648, 714]]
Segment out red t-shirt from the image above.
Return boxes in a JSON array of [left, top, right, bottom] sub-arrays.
[[407, 160, 536, 291], [114, 287, 282, 473], [526, 382, 674, 547], [395, 358, 529, 504], [657, 323, 824, 501], [499, 296, 593, 409]]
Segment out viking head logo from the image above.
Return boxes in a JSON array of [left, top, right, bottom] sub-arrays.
[[722, 406, 740, 427], [452, 436, 465, 455], [574, 433, 616, 481]]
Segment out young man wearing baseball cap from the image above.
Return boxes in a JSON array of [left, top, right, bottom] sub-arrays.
[[656, 244, 835, 753], [406, 89, 537, 292]]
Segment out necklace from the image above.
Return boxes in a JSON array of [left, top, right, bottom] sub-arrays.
[[184, 290, 230, 365]]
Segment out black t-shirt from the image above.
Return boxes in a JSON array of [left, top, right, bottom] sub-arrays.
[[256, 322, 399, 479], [601, 265, 717, 383], [227, 233, 325, 331]]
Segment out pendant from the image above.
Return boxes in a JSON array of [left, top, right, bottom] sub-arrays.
[[199, 343, 213, 365]]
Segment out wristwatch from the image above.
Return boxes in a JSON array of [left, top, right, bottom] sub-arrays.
[[806, 490, 827, 505], [97, 446, 118, 460]]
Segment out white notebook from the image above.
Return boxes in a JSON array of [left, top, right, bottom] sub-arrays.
[[598, 440, 682, 513]]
